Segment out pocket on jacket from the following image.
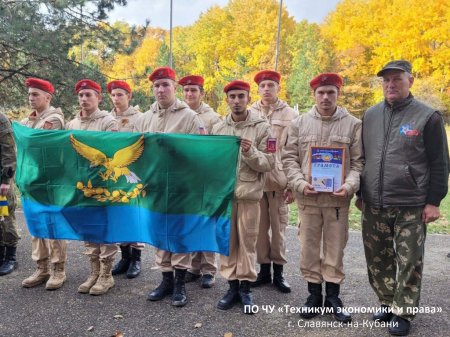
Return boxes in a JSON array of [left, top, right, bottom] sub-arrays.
[[239, 171, 258, 182]]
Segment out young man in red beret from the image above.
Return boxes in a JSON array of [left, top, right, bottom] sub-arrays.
[[21, 78, 68, 290], [282, 73, 363, 323], [135, 66, 203, 308], [106, 80, 145, 279], [178, 74, 221, 288], [211, 80, 274, 314], [249, 70, 297, 294], [67, 79, 119, 296]]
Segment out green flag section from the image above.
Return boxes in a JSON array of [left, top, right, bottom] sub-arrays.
[[13, 122, 239, 255]]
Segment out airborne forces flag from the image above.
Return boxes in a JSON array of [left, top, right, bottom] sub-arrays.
[[13, 123, 239, 255]]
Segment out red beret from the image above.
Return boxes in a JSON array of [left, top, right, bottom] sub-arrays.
[[107, 80, 132, 93], [75, 79, 101, 94], [223, 80, 250, 93], [310, 73, 343, 90], [254, 70, 281, 84], [178, 75, 204, 87], [25, 78, 54, 94], [149, 66, 176, 82]]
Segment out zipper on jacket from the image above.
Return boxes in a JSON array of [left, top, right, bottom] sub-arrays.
[[379, 106, 394, 207]]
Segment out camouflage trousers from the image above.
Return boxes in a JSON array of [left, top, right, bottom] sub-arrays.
[[0, 187, 20, 247], [362, 205, 426, 321]]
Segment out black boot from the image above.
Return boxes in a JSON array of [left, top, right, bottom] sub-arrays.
[[273, 263, 291, 293], [388, 315, 411, 336], [239, 281, 255, 314], [324, 282, 352, 323], [250, 263, 271, 287], [0, 246, 17, 276], [172, 269, 187, 307], [126, 248, 141, 279], [0, 245, 5, 266], [300, 282, 323, 319], [112, 245, 131, 275], [147, 271, 174, 301], [217, 280, 240, 310]]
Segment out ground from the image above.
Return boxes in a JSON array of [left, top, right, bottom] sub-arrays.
[[0, 212, 449, 337]]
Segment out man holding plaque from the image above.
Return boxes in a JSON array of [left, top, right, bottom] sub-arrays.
[[358, 60, 449, 336], [282, 73, 363, 323], [249, 70, 297, 293]]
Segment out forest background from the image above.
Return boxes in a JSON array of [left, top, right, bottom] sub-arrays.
[[1, 0, 449, 232]]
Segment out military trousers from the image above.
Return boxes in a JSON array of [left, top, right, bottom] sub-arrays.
[[117, 242, 145, 251], [220, 200, 260, 282], [84, 242, 118, 259], [362, 205, 426, 320], [256, 191, 288, 265], [188, 252, 217, 276], [155, 249, 191, 272], [298, 205, 349, 284], [31, 237, 67, 263], [0, 188, 20, 247]]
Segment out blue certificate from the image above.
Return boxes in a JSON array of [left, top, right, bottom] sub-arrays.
[[309, 147, 345, 192]]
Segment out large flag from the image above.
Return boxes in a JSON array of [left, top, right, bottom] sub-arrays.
[[13, 123, 239, 255]]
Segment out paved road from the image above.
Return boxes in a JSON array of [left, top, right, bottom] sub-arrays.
[[0, 212, 449, 337]]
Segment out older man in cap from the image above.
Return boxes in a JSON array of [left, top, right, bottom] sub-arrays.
[[282, 73, 363, 323], [249, 70, 297, 294], [0, 112, 19, 277], [178, 74, 221, 288], [106, 80, 145, 279], [67, 79, 119, 296], [20, 78, 68, 290], [359, 60, 449, 336], [211, 80, 274, 314], [135, 66, 203, 307]]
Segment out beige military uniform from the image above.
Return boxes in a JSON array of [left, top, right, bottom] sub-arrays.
[[66, 109, 119, 259], [282, 106, 363, 284], [188, 102, 222, 276], [211, 111, 274, 282], [195, 102, 222, 134], [135, 99, 202, 272], [249, 99, 297, 266], [111, 106, 146, 251], [21, 107, 67, 264]]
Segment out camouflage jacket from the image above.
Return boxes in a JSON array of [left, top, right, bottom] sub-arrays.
[[0, 113, 16, 184]]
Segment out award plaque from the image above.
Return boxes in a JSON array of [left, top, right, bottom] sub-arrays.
[[309, 147, 345, 192]]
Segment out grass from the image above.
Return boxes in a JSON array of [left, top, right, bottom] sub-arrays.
[[288, 186, 450, 234]]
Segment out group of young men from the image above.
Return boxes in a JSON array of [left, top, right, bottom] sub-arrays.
[[0, 60, 448, 336]]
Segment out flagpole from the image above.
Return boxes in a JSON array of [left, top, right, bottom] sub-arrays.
[[169, 0, 173, 68], [274, 0, 283, 71]]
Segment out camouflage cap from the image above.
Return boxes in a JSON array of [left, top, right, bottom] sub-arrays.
[[377, 60, 412, 77]]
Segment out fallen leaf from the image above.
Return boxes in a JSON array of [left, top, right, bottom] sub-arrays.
[[87, 326, 94, 332], [194, 322, 202, 328], [111, 332, 124, 337], [224, 333, 233, 337], [113, 314, 124, 320]]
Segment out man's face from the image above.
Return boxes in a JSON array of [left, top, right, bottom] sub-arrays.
[[78, 89, 100, 113], [314, 85, 339, 115], [183, 85, 203, 109], [153, 78, 176, 108], [28, 88, 51, 112], [110, 88, 131, 111], [258, 80, 279, 103], [382, 70, 413, 104], [226, 89, 250, 115]]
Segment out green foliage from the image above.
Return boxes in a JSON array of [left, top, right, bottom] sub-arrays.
[[0, 0, 143, 117]]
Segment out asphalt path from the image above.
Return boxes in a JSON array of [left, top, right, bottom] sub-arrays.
[[0, 212, 448, 337]]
